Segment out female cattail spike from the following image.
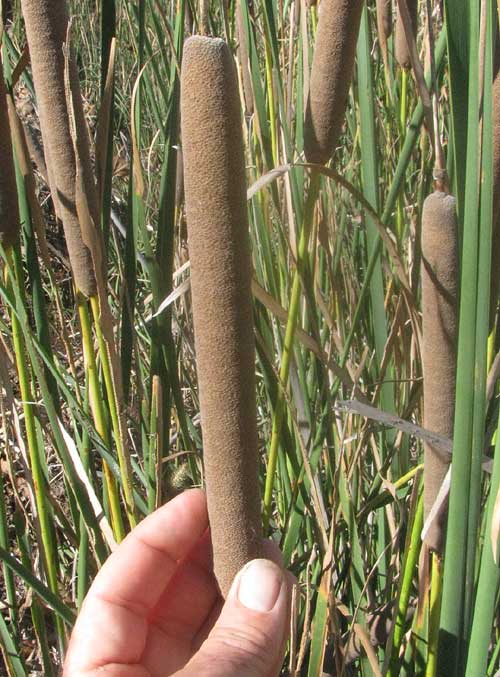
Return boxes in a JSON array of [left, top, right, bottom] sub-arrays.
[[181, 36, 262, 596], [377, 0, 392, 42], [20, 0, 97, 297], [304, 0, 363, 165], [395, 0, 418, 70], [421, 190, 459, 552], [0, 62, 21, 249]]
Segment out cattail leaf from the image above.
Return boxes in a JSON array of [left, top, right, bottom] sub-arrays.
[[491, 483, 500, 566]]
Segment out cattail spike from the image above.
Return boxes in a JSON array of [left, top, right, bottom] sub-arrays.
[[422, 190, 459, 553], [20, 0, 97, 297], [0, 62, 20, 249], [376, 0, 392, 43], [395, 0, 418, 70], [304, 0, 363, 165], [181, 35, 262, 596]]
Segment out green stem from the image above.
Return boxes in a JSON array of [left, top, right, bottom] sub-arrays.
[[6, 248, 66, 654], [78, 297, 125, 542], [90, 295, 137, 529], [263, 174, 319, 530], [388, 487, 424, 675], [426, 553, 443, 676]]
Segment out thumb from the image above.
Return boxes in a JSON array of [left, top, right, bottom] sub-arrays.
[[180, 559, 291, 677]]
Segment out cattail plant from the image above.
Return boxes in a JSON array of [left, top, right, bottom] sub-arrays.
[[421, 190, 459, 552], [20, 0, 136, 539], [180, 35, 262, 596], [304, 0, 363, 165], [20, 0, 96, 298], [395, 0, 418, 70], [377, 0, 393, 43]]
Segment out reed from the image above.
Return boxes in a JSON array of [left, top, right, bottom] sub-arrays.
[[421, 190, 459, 552], [180, 35, 262, 596], [304, 0, 363, 165], [395, 0, 418, 70]]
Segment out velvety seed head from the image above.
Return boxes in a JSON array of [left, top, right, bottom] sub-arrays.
[[20, 0, 97, 297], [181, 35, 262, 596], [376, 0, 392, 41], [421, 190, 459, 553], [395, 0, 418, 70], [0, 64, 21, 248], [304, 0, 363, 165]]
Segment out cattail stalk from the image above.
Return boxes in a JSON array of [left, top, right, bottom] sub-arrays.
[[181, 36, 262, 596], [304, 0, 363, 165], [421, 191, 459, 552]]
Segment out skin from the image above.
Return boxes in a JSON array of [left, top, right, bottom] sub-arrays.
[[64, 489, 293, 677]]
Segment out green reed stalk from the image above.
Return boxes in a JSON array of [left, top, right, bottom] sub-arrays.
[[90, 295, 137, 529], [5, 252, 66, 653], [388, 487, 424, 676], [263, 175, 319, 529], [78, 298, 125, 541]]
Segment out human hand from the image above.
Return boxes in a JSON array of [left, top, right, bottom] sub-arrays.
[[64, 489, 293, 676]]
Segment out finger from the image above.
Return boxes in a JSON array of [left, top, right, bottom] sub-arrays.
[[179, 558, 292, 677], [142, 530, 220, 675], [64, 489, 208, 674]]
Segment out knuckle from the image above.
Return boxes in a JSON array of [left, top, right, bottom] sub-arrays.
[[204, 622, 275, 672]]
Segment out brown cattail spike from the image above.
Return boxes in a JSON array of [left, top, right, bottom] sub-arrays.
[[0, 63, 20, 249], [181, 35, 262, 596], [376, 0, 392, 42], [20, 0, 97, 297], [421, 191, 459, 553], [304, 0, 363, 165], [395, 0, 418, 70]]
